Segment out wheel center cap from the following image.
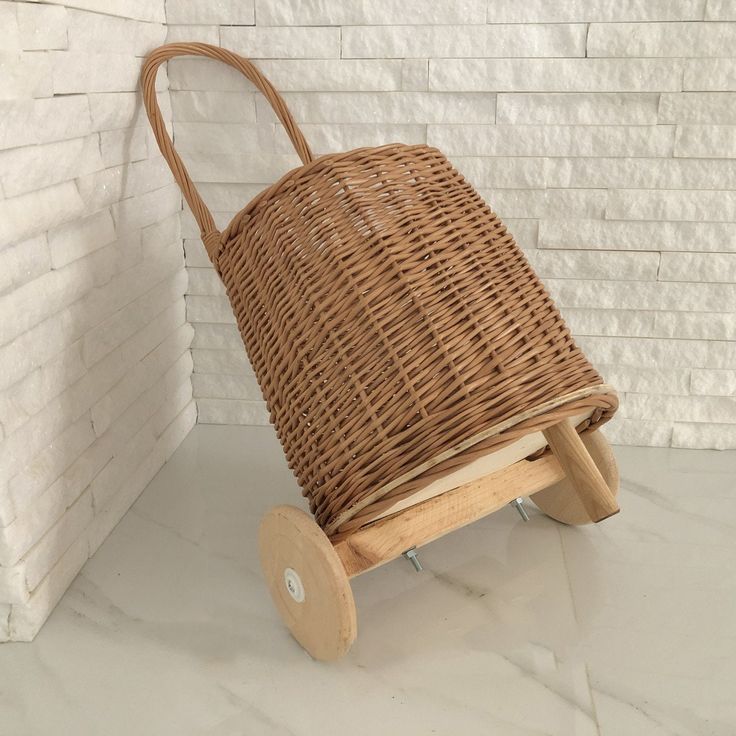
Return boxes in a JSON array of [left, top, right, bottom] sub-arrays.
[[283, 567, 305, 603]]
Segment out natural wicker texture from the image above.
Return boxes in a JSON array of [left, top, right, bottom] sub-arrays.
[[142, 44, 618, 536]]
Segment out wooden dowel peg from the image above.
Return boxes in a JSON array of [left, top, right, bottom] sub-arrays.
[[542, 420, 619, 523]]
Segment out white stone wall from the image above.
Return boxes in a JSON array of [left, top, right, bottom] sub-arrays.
[[169, 0, 736, 451], [0, 1, 195, 641]]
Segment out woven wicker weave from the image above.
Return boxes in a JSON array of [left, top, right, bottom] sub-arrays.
[[142, 44, 618, 536]]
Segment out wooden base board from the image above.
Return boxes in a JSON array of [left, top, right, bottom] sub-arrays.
[[333, 453, 565, 578]]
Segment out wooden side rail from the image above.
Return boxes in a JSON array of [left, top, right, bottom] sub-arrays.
[[332, 453, 565, 577], [542, 420, 619, 522]]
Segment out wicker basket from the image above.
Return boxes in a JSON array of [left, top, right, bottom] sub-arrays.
[[142, 43, 617, 537]]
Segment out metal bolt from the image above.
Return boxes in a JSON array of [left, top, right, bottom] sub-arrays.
[[402, 546, 423, 572], [510, 497, 530, 522]]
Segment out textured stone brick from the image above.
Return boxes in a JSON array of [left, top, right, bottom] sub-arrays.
[[0, 3, 19, 53], [401, 59, 429, 91], [99, 126, 148, 167], [192, 348, 251, 375], [0, 51, 52, 99], [428, 124, 674, 157], [684, 59, 736, 90], [88, 91, 170, 132], [191, 372, 262, 400], [529, 250, 659, 281], [0, 235, 50, 296], [431, 59, 682, 92], [672, 422, 736, 450], [52, 52, 146, 94], [1, 96, 95, 151], [9, 342, 87, 419], [659, 92, 736, 124], [197, 399, 269, 425], [452, 157, 546, 189], [620, 394, 736, 423], [66, 9, 165, 54], [87, 401, 196, 557], [47, 209, 116, 269], [90, 358, 192, 510], [183, 151, 301, 184], [111, 184, 182, 233], [497, 93, 659, 125], [659, 253, 736, 283], [83, 270, 187, 367], [690, 369, 736, 397], [33, 95, 94, 144], [16, 3, 68, 50], [0, 100, 36, 150], [4, 416, 95, 526], [549, 278, 735, 312], [270, 123, 426, 155], [484, 189, 606, 219], [166, 0, 254, 24], [675, 125, 736, 158], [220, 26, 340, 59], [165, 25, 220, 45], [539, 219, 736, 252], [173, 122, 265, 155], [544, 157, 736, 190], [187, 268, 226, 297], [607, 189, 736, 222], [604, 418, 673, 448], [28, 0, 164, 23], [8, 535, 88, 642], [187, 295, 237, 324], [0, 310, 78, 393], [0, 135, 102, 198], [484, 0, 704, 22], [597, 365, 691, 395], [190, 323, 241, 350], [588, 22, 736, 58], [23, 490, 93, 592], [0, 182, 85, 252], [706, 0, 736, 20], [184, 239, 210, 268], [652, 312, 736, 341], [169, 57, 404, 92], [259, 91, 494, 124], [343, 24, 586, 59], [0, 563, 27, 605], [563, 308, 658, 337], [257, 0, 487, 25], [171, 90, 257, 123]]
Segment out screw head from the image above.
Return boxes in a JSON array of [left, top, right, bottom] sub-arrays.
[[283, 567, 305, 603]]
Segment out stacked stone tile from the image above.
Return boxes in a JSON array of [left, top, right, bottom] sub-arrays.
[[167, 0, 735, 450], [0, 2, 195, 640]]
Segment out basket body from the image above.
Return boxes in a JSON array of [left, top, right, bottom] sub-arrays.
[[142, 45, 617, 536], [216, 143, 615, 534]]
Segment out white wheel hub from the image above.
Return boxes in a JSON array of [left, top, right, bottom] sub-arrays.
[[283, 567, 305, 603]]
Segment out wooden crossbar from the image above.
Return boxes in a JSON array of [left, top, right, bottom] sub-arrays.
[[333, 453, 565, 578]]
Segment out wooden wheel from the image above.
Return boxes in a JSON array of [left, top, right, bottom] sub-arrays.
[[531, 430, 619, 525], [258, 505, 357, 661]]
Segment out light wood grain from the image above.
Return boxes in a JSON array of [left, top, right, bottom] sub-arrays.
[[259, 505, 357, 661], [333, 454, 565, 578], [532, 430, 619, 525], [542, 422, 619, 523]]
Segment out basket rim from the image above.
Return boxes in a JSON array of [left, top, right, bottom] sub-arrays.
[[325, 383, 617, 536], [217, 141, 444, 258]]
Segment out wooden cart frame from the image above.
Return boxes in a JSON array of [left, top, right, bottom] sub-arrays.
[[259, 421, 618, 660]]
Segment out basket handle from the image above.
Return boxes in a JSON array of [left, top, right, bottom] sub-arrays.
[[141, 43, 314, 259]]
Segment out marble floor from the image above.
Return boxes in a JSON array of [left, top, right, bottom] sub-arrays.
[[1, 424, 735, 736]]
